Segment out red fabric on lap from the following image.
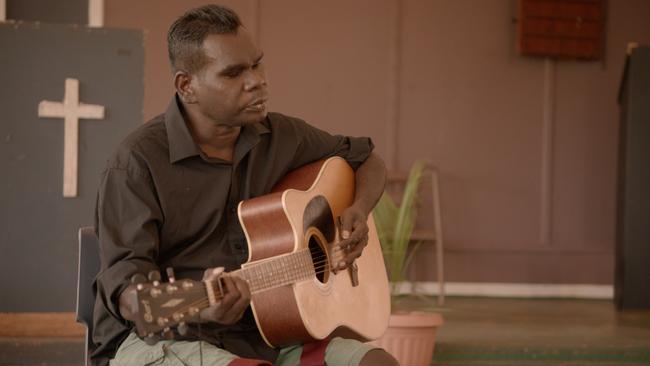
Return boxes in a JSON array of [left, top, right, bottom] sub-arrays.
[[300, 338, 332, 366]]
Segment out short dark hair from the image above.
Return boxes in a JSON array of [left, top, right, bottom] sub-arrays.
[[167, 4, 242, 74]]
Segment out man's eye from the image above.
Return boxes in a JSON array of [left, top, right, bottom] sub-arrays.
[[224, 69, 242, 78]]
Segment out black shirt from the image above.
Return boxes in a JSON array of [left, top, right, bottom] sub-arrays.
[[91, 96, 374, 365]]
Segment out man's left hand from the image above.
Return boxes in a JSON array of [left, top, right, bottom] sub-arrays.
[[335, 205, 370, 272]]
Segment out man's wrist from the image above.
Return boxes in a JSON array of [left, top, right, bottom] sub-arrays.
[[350, 200, 372, 217]]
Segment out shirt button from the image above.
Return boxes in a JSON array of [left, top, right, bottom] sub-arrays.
[[229, 206, 237, 214], [234, 243, 243, 250]]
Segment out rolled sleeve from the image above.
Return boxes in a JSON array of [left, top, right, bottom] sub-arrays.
[[289, 118, 375, 170], [95, 164, 162, 321]]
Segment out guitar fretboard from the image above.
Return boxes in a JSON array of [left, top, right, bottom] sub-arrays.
[[210, 248, 319, 297]]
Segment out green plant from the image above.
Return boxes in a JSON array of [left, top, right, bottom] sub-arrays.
[[373, 161, 427, 290]]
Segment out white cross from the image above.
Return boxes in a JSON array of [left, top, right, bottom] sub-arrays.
[[38, 78, 105, 198]]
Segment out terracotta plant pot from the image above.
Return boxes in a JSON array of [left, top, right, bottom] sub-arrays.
[[371, 311, 444, 366]]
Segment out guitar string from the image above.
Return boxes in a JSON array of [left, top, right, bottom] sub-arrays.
[[145, 251, 353, 307], [147, 250, 351, 301], [142, 260, 361, 334], [149, 256, 347, 324], [140, 246, 365, 331], [150, 250, 344, 324]]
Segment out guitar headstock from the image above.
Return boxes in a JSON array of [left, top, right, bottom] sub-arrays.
[[128, 270, 210, 342]]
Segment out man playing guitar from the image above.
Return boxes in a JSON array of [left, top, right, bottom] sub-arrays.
[[93, 4, 397, 366]]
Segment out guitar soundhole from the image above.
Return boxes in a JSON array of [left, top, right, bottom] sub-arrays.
[[308, 234, 329, 284]]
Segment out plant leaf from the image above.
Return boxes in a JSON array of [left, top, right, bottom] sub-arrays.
[[373, 161, 427, 283]]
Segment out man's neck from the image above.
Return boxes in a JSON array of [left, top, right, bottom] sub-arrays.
[[183, 108, 241, 162]]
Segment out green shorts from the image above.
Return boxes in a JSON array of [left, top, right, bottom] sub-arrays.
[[110, 332, 380, 366]]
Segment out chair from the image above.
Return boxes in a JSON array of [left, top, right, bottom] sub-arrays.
[[76, 226, 101, 366]]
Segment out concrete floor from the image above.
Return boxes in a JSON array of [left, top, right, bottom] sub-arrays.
[[1, 297, 649, 365], [425, 297, 650, 366]]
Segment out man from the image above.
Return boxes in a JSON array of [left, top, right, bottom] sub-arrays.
[[93, 4, 397, 366]]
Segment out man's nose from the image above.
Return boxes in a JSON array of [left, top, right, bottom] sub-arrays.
[[244, 69, 267, 91]]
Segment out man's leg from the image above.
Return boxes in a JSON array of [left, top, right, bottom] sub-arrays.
[[359, 349, 399, 366], [276, 337, 398, 366], [324, 338, 398, 366], [109, 332, 270, 366]]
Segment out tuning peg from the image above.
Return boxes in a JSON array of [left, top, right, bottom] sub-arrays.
[[150, 288, 162, 298], [148, 270, 161, 285], [177, 322, 188, 336], [144, 333, 158, 345], [166, 267, 176, 283], [161, 327, 174, 340], [130, 273, 147, 284]]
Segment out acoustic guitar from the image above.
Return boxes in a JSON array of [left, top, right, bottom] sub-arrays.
[[128, 157, 390, 347]]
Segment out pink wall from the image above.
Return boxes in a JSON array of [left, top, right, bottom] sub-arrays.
[[106, 0, 650, 284]]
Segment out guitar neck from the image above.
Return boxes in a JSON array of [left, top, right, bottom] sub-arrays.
[[208, 248, 318, 302]]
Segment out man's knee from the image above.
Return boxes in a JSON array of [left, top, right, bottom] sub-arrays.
[[359, 349, 399, 366]]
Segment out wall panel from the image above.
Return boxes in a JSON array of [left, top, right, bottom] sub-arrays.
[[102, 0, 650, 285], [259, 0, 391, 158]]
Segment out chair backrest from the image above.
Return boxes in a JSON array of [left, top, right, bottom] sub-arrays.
[[76, 226, 100, 365]]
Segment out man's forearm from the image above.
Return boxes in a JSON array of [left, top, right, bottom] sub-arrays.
[[352, 152, 386, 215]]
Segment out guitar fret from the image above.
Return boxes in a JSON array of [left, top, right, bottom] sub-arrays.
[[303, 250, 310, 279], [277, 257, 283, 286], [282, 256, 291, 283], [297, 252, 303, 281], [246, 268, 254, 292], [292, 253, 297, 281], [278, 258, 284, 285], [235, 248, 320, 295], [268, 261, 273, 287], [272, 259, 278, 286], [279, 259, 285, 285], [277, 262, 283, 287], [261, 262, 268, 290], [300, 254, 305, 279], [254, 265, 262, 292], [297, 252, 304, 280], [267, 260, 274, 287]]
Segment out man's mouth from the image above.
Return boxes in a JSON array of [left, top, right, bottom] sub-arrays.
[[245, 98, 268, 112]]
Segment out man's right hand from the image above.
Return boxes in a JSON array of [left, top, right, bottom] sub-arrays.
[[198, 267, 251, 325]]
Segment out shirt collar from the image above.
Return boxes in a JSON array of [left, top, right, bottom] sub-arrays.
[[164, 95, 270, 164]]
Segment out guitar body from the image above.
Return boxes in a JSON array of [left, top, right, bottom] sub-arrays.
[[238, 157, 390, 348]]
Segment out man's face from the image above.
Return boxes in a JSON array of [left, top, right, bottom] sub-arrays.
[[190, 29, 268, 126]]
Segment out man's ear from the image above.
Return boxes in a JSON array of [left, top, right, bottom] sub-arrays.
[[174, 71, 197, 104]]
